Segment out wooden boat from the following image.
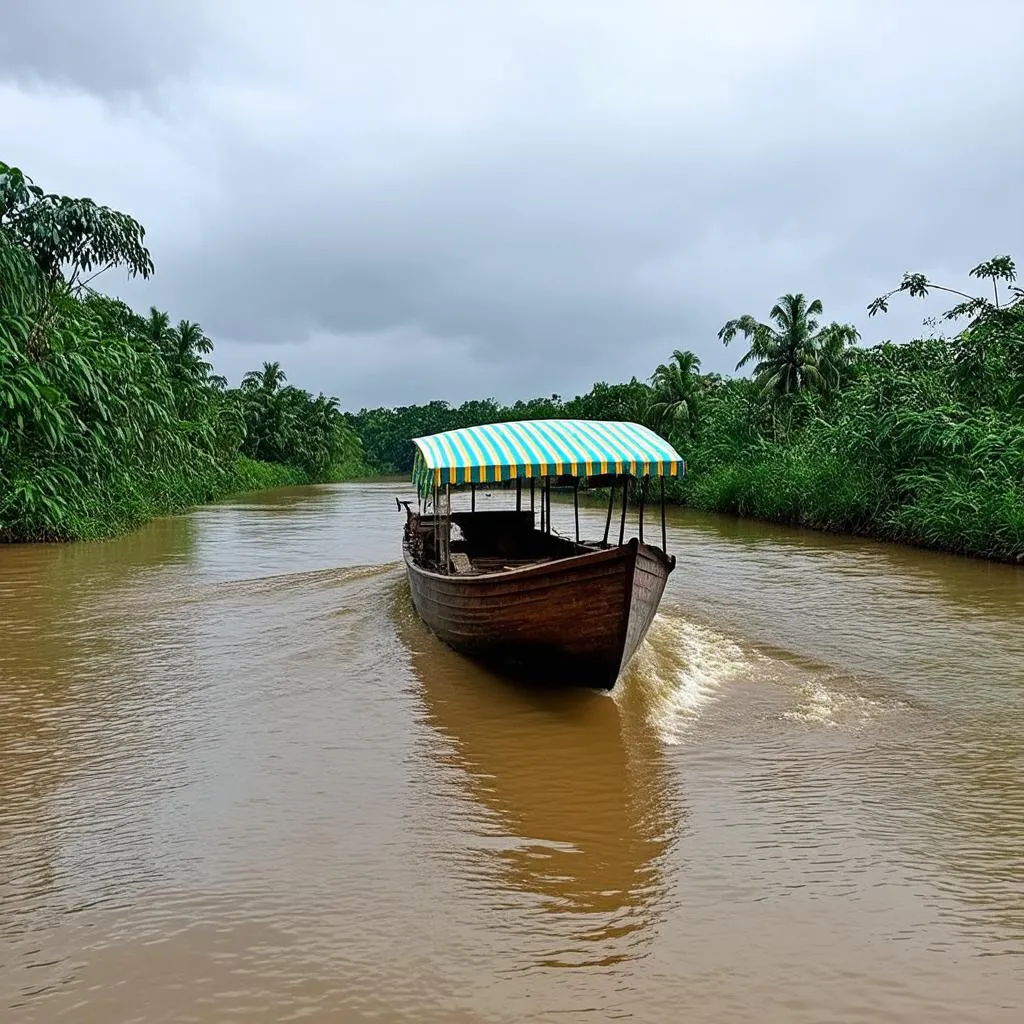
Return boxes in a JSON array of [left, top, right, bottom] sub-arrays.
[[399, 419, 685, 690]]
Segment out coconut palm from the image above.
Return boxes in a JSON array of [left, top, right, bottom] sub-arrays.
[[162, 319, 215, 418], [238, 362, 292, 464], [649, 349, 701, 437], [174, 319, 213, 360], [242, 360, 286, 395], [718, 294, 859, 401], [143, 306, 174, 350]]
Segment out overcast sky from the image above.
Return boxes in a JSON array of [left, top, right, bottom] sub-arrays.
[[2, 0, 1022, 410]]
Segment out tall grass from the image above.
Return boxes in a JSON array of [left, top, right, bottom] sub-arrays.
[[0, 457, 308, 543], [671, 381, 1024, 561]]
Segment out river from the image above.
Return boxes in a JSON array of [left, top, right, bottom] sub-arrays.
[[2, 481, 1023, 1022]]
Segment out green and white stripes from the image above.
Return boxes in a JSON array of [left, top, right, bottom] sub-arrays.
[[411, 419, 685, 495]]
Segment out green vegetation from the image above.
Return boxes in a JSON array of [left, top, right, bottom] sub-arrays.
[[347, 261, 1024, 563], [1, 160, 364, 542], [5, 158, 1020, 562]]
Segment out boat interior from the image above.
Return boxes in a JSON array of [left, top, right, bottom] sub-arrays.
[[402, 461, 674, 577], [405, 509, 597, 576]]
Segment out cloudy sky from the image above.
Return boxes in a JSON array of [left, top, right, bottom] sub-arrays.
[[2, 1, 1022, 410]]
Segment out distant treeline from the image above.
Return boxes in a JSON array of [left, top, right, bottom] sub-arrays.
[[0, 159, 366, 542], [347, 269, 1024, 563]]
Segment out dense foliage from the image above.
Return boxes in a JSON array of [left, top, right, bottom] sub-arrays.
[[347, 262, 1024, 563], [5, 158, 1019, 561], [1, 160, 363, 541]]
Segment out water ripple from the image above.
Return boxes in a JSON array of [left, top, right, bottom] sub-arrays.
[[1, 484, 1023, 1022]]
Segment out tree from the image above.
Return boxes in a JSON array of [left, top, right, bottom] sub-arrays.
[[141, 308, 213, 418], [242, 360, 287, 395], [718, 293, 860, 402], [649, 349, 701, 438], [868, 255, 1021, 325], [174, 320, 214, 361], [2, 157, 366, 540], [162, 320, 215, 419], [238, 362, 287, 463], [0, 160, 153, 289], [568, 379, 652, 425], [169, 320, 214, 381], [143, 306, 174, 350], [868, 256, 1023, 410]]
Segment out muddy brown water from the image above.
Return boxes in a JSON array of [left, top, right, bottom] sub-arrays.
[[2, 481, 1023, 1022]]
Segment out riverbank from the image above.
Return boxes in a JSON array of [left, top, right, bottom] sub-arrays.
[[674, 458, 1024, 565], [0, 456, 372, 544], [344, 262, 1023, 566]]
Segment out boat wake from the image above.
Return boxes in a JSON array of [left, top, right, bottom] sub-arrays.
[[211, 561, 401, 595], [778, 675, 913, 728], [616, 613, 754, 744], [129, 562, 402, 611]]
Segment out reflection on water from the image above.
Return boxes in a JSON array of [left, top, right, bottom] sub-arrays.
[[1, 481, 1023, 1022], [396, 585, 680, 967]]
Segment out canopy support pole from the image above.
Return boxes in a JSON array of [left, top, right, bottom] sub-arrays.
[[444, 483, 451, 574], [530, 478, 535, 521], [516, 477, 522, 512], [471, 482, 476, 513], [660, 476, 667, 553], [638, 476, 645, 544], [546, 478, 552, 535], [618, 475, 630, 546], [573, 478, 580, 545], [603, 481, 615, 547], [540, 478, 546, 533], [432, 485, 439, 568]]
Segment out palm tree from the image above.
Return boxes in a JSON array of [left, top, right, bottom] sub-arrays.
[[166, 320, 215, 415], [242, 361, 286, 395], [816, 323, 862, 392], [239, 362, 290, 463], [649, 349, 701, 437], [174, 320, 213, 360], [311, 393, 341, 424], [718, 294, 859, 402], [143, 307, 174, 351]]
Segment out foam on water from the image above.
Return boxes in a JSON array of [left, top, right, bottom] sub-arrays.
[[617, 612, 753, 744], [779, 675, 912, 728]]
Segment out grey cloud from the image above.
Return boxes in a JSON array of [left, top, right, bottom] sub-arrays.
[[0, 0, 208, 97], [4, 1, 1023, 408]]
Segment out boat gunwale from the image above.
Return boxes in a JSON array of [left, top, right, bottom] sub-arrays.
[[402, 534, 674, 584]]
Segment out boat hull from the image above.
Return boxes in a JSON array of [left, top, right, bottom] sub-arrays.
[[403, 537, 673, 689]]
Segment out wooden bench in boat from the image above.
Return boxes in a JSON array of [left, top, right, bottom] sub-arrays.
[[448, 553, 557, 575]]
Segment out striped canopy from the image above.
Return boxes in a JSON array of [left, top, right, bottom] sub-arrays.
[[411, 419, 685, 495]]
